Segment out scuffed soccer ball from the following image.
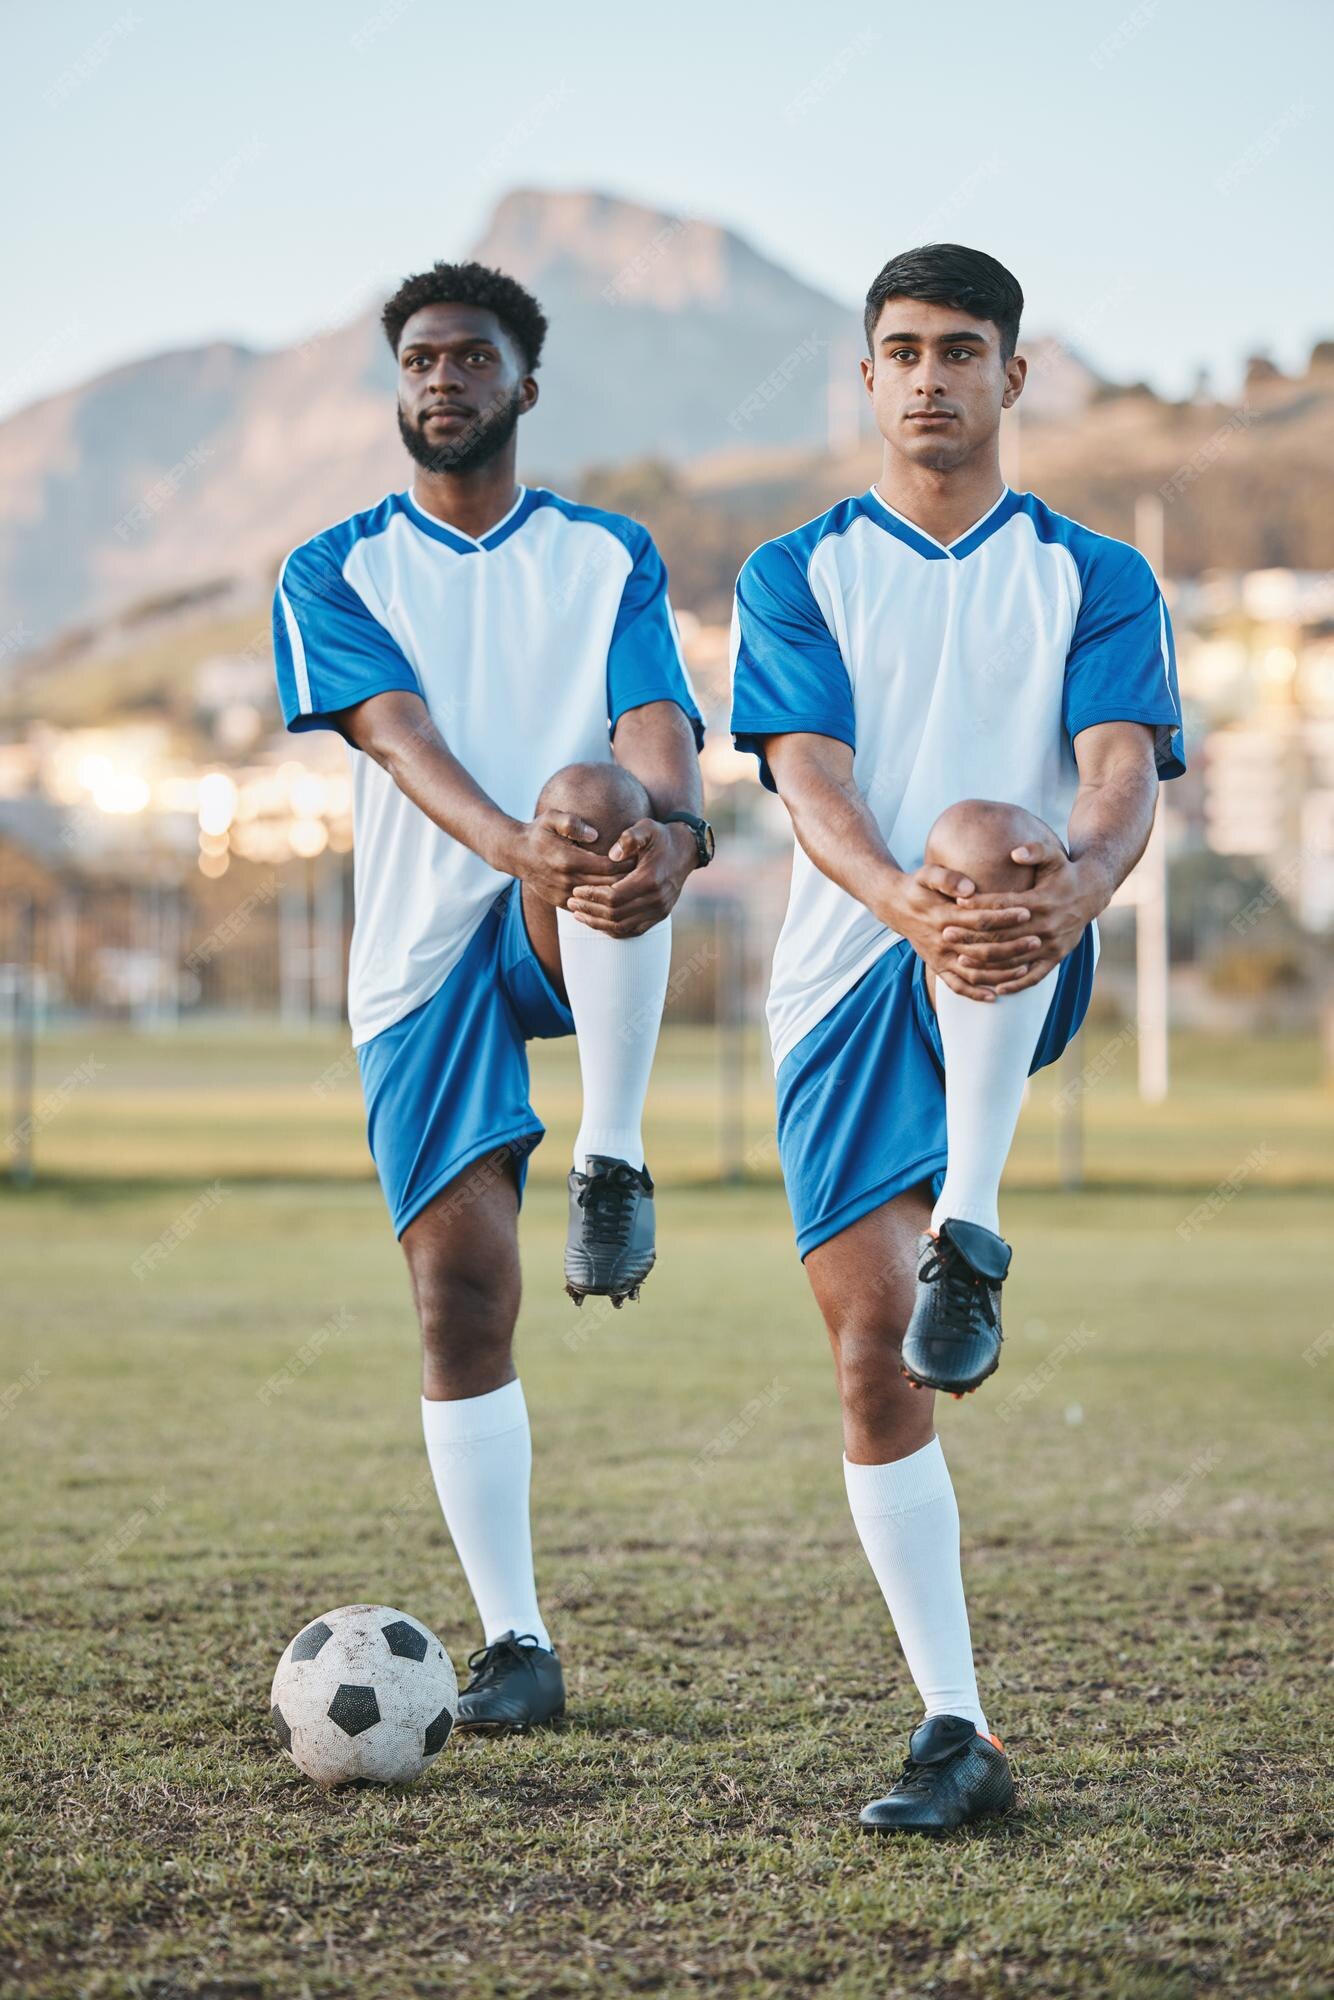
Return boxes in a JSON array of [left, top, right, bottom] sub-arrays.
[[270, 1603, 458, 1787]]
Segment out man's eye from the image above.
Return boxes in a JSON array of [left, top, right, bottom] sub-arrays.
[[948, 349, 975, 361], [466, 351, 493, 364], [891, 349, 916, 362]]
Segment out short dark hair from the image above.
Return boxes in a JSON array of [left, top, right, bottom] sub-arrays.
[[381, 260, 548, 371], [864, 244, 1024, 362]]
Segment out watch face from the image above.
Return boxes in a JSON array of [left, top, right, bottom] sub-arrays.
[[702, 821, 716, 860]]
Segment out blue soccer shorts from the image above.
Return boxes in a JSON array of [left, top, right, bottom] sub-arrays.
[[356, 881, 575, 1238], [775, 927, 1098, 1259]]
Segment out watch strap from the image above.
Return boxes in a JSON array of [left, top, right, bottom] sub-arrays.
[[660, 810, 714, 868]]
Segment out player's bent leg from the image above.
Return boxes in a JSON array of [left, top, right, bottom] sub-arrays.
[[922, 795, 1048, 905], [403, 1152, 565, 1731], [902, 798, 1063, 1397], [521, 759, 656, 988], [804, 1187, 1013, 1832], [529, 760, 670, 1308]]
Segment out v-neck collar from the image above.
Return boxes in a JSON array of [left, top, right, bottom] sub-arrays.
[[865, 483, 1021, 561], [402, 483, 539, 555]]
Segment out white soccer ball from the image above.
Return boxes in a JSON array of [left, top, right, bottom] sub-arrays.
[[270, 1603, 458, 1787]]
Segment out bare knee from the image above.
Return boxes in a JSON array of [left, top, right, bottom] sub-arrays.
[[830, 1317, 934, 1458], [834, 1318, 905, 1398], [925, 798, 1055, 894], [411, 1263, 518, 1398], [535, 760, 651, 857]]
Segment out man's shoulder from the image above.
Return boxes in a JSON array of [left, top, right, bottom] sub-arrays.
[[1009, 491, 1156, 591], [740, 495, 878, 593], [280, 494, 405, 586], [525, 488, 653, 565]]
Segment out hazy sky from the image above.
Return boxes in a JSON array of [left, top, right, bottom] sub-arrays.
[[4, 0, 1329, 421]]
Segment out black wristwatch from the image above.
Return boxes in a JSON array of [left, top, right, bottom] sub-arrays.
[[660, 810, 715, 869]]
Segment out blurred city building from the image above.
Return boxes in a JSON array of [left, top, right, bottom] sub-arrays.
[[0, 565, 1330, 1042]]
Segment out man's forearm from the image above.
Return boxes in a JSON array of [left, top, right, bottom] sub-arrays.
[[1065, 751, 1159, 914], [768, 739, 902, 918], [610, 700, 705, 876], [342, 692, 521, 873], [612, 701, 704, 818]]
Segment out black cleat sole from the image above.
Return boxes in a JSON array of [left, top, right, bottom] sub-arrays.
[[564, 1281, 646, 1309], [455, 1706, 566, 1736], [859, 1801, 1015, 1836], [900, 1354, 1000, 1398]]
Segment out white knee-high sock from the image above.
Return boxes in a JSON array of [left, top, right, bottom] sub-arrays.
[[931, 969, 1059, 1236], [844, 1437, 987, 1734], [421, 1380, 551, 1649], [556, 907, 672, 1173]]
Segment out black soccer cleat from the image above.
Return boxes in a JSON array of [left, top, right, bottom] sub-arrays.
[[455, 1631, 566, 1733], [564, 1155, 656, 1307], [901, 1219, 1011, 1396], [860, 1713, 1015, 1834]]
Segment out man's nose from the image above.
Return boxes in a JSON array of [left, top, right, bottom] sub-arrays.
[[424, 356, 465, 395], [910, 362, 948, 400]]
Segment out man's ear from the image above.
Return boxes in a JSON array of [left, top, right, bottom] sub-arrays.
[[1001, 352, 1027, 411], [520, 375, 540, 416]]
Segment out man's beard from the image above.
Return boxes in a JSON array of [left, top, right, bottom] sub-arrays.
[[397, 387, 524, 475]]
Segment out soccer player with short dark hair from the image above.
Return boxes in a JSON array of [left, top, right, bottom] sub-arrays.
[[730, 243, 1184, 1830], [274, 261, 713, 1730]]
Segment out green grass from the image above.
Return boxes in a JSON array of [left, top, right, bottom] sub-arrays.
[[1, 1027, 1331, 1998]]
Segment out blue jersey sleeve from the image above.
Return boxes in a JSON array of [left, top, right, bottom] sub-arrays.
[[606, 527, 704, 748], [274, 535, 424, 736], [1063, 540, 1185, 778], [730, 538, 855, 792]]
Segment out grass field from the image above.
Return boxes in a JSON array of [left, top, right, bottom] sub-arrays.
[[2, 1023, 1331, 1999]]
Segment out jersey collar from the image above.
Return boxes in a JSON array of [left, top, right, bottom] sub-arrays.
[[864, 483, 1021, 561], [401, 483, 541, 554]]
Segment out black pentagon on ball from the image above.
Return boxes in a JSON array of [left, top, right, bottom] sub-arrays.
[[291, 1618, 334, 1662], [381, 1618, 428, 1662], [271, 1703, 293, 1752], [423, 1704, 453, 1755], [327, 1683, 381, 1736]]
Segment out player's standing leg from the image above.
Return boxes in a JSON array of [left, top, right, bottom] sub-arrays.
[[805, 1190, 1015, 1832], [408, 1151, 567, 1731]]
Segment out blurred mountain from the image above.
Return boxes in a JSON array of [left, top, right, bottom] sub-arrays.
[[0, 313, 396, 662]]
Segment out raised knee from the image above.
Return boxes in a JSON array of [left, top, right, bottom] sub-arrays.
[[535, 760, 651, 857], [924, 798, 1053, 893]]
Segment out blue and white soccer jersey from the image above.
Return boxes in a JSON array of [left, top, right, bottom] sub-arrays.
[[274, 486, 702, 1236], [730, 485, 1185, 1256]]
